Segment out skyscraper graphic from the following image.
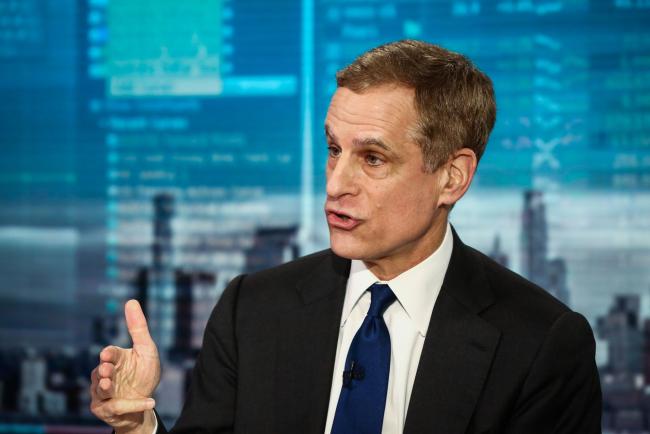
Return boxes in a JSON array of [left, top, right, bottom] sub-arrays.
[[643, 318, 650, 388], [132, 193, 220, 359], [150, 193, 176, 355], [244, 226, 299, 273], [598, 295, 644, 377], [521, 190, 548, 286], [597, 294, 649, 431], [520, 190, 570, 305], [173, 269, 217, 357]]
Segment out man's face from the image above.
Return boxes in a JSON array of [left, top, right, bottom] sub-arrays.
[[324, 85, 447, 266]]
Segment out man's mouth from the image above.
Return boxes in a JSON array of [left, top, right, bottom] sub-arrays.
[[326, 210, 362, 230]]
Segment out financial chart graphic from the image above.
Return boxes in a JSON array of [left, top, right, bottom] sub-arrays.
[[107, 0, 225, 96], [0, 0, 648, 432]]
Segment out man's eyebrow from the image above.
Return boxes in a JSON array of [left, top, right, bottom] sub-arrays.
[[352, 137, 392, 152], [325, 125, 392, 152], [324, 124, 336, 142]]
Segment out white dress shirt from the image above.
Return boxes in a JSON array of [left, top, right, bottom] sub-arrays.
[[324, 222, 453, 434]]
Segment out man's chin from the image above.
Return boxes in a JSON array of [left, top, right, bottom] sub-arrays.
[[329, 237, 368, 260]]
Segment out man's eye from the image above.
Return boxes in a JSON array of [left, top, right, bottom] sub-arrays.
[[328, 146, 341, 158], [365, 154, 384, 166]]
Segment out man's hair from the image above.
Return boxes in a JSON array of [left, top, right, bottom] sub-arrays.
[[336, 39, 496, 172]]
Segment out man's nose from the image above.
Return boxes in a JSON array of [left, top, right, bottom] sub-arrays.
[[326, 155, 359, 199]]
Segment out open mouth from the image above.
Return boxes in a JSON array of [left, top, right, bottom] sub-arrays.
[[326, 210, 361, 230], [333, 212, 350, 221]]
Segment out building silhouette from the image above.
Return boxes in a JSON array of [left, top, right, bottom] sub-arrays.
[[520, 190, 570, 305], [132, 266, 217, 360], [130, 193, 221, 360], [521, 190, 548, 286], [244, 226, 299, 273], [173, 269, 217, 357], [149, 193, 176, 355], [598, 295, 644, 377], [643, 318, 650, 388], [597, 294, 650, 431]]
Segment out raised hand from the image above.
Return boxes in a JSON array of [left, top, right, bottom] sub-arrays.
[[90, 299, 161, 433]]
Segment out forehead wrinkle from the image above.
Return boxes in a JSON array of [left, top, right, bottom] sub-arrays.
[[329, 99, 408, 130], [325, 107, 404, 146], [325, 86, 419, 158], [333, 85, 416, 124]]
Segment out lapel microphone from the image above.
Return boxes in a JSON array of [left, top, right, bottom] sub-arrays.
[[342, 360, 365, 388]]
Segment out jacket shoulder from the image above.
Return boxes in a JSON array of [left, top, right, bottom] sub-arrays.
[[466, 244, 572, 333], [244, 248, 335, 285], [458, 245, 600, 432]]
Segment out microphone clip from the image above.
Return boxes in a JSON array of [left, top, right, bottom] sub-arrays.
[[342, 360, 365, 388]]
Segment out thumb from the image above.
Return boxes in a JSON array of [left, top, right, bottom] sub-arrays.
[[124, 299, 155, 348]]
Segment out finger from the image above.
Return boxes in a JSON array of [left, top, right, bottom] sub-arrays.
[[97, 377, 114, 400], [99, 398, 156, 418], [90, 368, 104, 403], [90, 367, 99, 394], [100, 345, 125, 365], [125, 299, 155, 348], [98, 362, 114, 379]]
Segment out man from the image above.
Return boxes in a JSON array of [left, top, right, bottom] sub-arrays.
[[90, 40, 602, 433]]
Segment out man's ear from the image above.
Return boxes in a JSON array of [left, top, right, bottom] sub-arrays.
[[436, 148, 477, 208]]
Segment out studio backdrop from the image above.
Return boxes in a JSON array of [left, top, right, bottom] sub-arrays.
[[0, 0, 649, 432]]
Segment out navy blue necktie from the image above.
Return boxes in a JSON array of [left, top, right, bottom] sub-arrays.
[[331, 283, 397, 434]]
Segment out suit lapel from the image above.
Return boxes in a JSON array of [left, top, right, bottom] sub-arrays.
[[273, 252, 350, 434], [404, 228, 501, 434]]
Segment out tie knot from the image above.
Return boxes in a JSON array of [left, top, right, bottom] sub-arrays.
[[367, 283, 396, 317]]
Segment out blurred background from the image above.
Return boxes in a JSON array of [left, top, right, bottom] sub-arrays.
[[0, 0, 649, 432]]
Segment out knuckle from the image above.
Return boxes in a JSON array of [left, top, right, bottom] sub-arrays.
[[112, 402, 125, 416], [101, 362, 113, 377], [98, 387, 109, 400], [100, 345, 117, 359], [90, 402, 105, 420], [104, 401, 115, 415]]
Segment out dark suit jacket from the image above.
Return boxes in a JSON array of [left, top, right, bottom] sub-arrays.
[[158, 228, 602, 433]]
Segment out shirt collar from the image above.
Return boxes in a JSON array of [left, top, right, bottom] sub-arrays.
[[340, 222, 453, 337]]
